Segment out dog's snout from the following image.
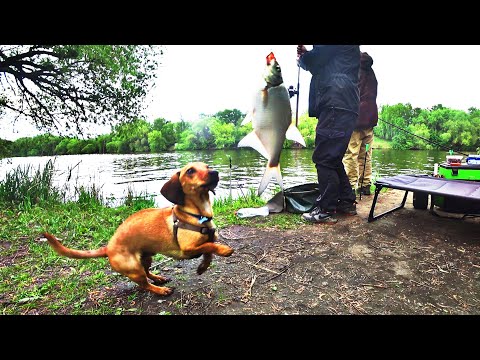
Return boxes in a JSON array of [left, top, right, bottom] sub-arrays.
[[209, 170, 219, 181]]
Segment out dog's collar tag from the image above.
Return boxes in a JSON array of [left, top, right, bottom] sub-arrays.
[[198, 216, 209, 224], [176, 207, 213, 224]]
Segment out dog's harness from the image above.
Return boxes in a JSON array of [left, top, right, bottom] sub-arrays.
[[172, 207, 216, 245]]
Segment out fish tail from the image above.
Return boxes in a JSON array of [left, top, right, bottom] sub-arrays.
[[258, 164, 283, 196], [285, 123, 306, 147]]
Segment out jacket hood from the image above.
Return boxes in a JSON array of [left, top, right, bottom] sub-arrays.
[[360, 52, 373, 70]]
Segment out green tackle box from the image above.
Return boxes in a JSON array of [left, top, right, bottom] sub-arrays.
[[438, 163, 480, 181]]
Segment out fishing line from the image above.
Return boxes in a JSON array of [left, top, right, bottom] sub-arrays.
[[378, 117, 469, 157]]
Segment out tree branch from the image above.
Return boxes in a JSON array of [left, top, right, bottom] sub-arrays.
[[0, 49, 61, 68], [1, 72, 18, 96], [1, 45, 160, 134], [14, 76, 56, 124]]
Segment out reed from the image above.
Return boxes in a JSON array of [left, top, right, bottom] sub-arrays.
[[0, 159, 61, 209]]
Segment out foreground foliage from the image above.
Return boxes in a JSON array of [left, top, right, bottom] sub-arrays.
[[0, 45, 162, 135]]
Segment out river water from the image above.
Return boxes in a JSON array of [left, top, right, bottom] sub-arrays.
[[0, 148, 449, 207]]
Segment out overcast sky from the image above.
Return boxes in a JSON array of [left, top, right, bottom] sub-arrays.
[[2, 45, 480, 141]]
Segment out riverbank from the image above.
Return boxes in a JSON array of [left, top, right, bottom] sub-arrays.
[[2, 188, 479, 315], [127, 189, 480, 315], [372, 137, 391, 149]]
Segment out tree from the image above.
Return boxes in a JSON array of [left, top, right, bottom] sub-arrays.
[[112, 118, 152, 153], [161, 122, 177, 149], [152, 117, 168, 131], [376, 103, 415, 140], [152, 117, 177, 149], [0, 138, 12, 158], [66, 138, 84, 154], [0, 45, 163, 135], [54, 138, 70, 155], [82, 143, 96, 154], [106, 140, 121, 154], [210, 119, 236, 148], [94, 134, 112, 154], [148, 130, 166, 152], [191, 118, 216, 149], [214, 109, 245, 126], [430, 104, 445, 111]]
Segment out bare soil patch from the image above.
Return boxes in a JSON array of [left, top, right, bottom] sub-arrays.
[[106, 189, 480, 315]]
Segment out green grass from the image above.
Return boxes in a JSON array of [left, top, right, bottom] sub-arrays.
[[0, 161, 164, 314], [0, 198, 163, 315]]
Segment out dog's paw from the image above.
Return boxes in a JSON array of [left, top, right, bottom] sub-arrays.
[[150, 285, 174, 296], [219, 245, 234, 257], [160, 286, 175, 296], [197, 263, 210, 275], [152, 276, 171, 285], [165, 287, 175, 296]]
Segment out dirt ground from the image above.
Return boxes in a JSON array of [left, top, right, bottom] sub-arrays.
[[101, 189, 480, 315]]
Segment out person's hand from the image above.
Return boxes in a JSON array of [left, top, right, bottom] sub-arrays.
[[297, 45, 307, 59]]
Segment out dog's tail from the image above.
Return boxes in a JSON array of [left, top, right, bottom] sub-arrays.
[[42, 232, 108, 259]]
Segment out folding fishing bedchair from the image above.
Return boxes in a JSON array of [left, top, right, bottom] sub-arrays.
[[368, 174, 480, 222]]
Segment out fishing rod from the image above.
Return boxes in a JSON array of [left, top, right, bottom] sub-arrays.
[[289, 45, 302, 127], [288, 67, 301, 127], [378, 117, 469, 157], [295, 65, 300, 127]]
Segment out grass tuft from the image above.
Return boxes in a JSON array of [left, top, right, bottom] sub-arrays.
[[0, 159, 61, 209]]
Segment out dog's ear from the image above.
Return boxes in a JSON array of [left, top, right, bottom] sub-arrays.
[[161, 171, 185, 205]]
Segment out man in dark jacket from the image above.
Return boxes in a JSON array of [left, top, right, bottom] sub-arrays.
[[297, 45, 360, 223], [343, 51, 378, 196]]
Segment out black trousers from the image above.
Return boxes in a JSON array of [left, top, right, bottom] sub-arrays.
[[312, 107, 357, 212]]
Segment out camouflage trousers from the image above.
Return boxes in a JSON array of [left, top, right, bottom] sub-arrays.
[[343, 128, 374, 189]]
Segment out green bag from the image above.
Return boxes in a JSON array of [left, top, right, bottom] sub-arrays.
[[266, 183, 320, 214]]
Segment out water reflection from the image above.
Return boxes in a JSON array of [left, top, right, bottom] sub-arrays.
[[0, 148, 449, 207]]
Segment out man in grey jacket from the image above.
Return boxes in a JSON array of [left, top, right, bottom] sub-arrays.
[[297, 45, 360, 223]]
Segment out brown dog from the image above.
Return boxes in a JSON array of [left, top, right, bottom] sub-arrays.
[[42, 162, 234, 296]]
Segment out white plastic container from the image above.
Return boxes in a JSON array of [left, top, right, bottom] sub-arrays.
[[446, 155, 463, 165], [236, 206, 269, 218], [467, 154, 480, 165]]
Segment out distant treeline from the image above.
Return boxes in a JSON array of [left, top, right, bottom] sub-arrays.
[[4, 109, 252, 157], [377, 103, 480, 151], [2, 104, 480, 158]]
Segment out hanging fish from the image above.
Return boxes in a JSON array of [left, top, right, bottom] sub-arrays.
[[238, 52, 306, 196]]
